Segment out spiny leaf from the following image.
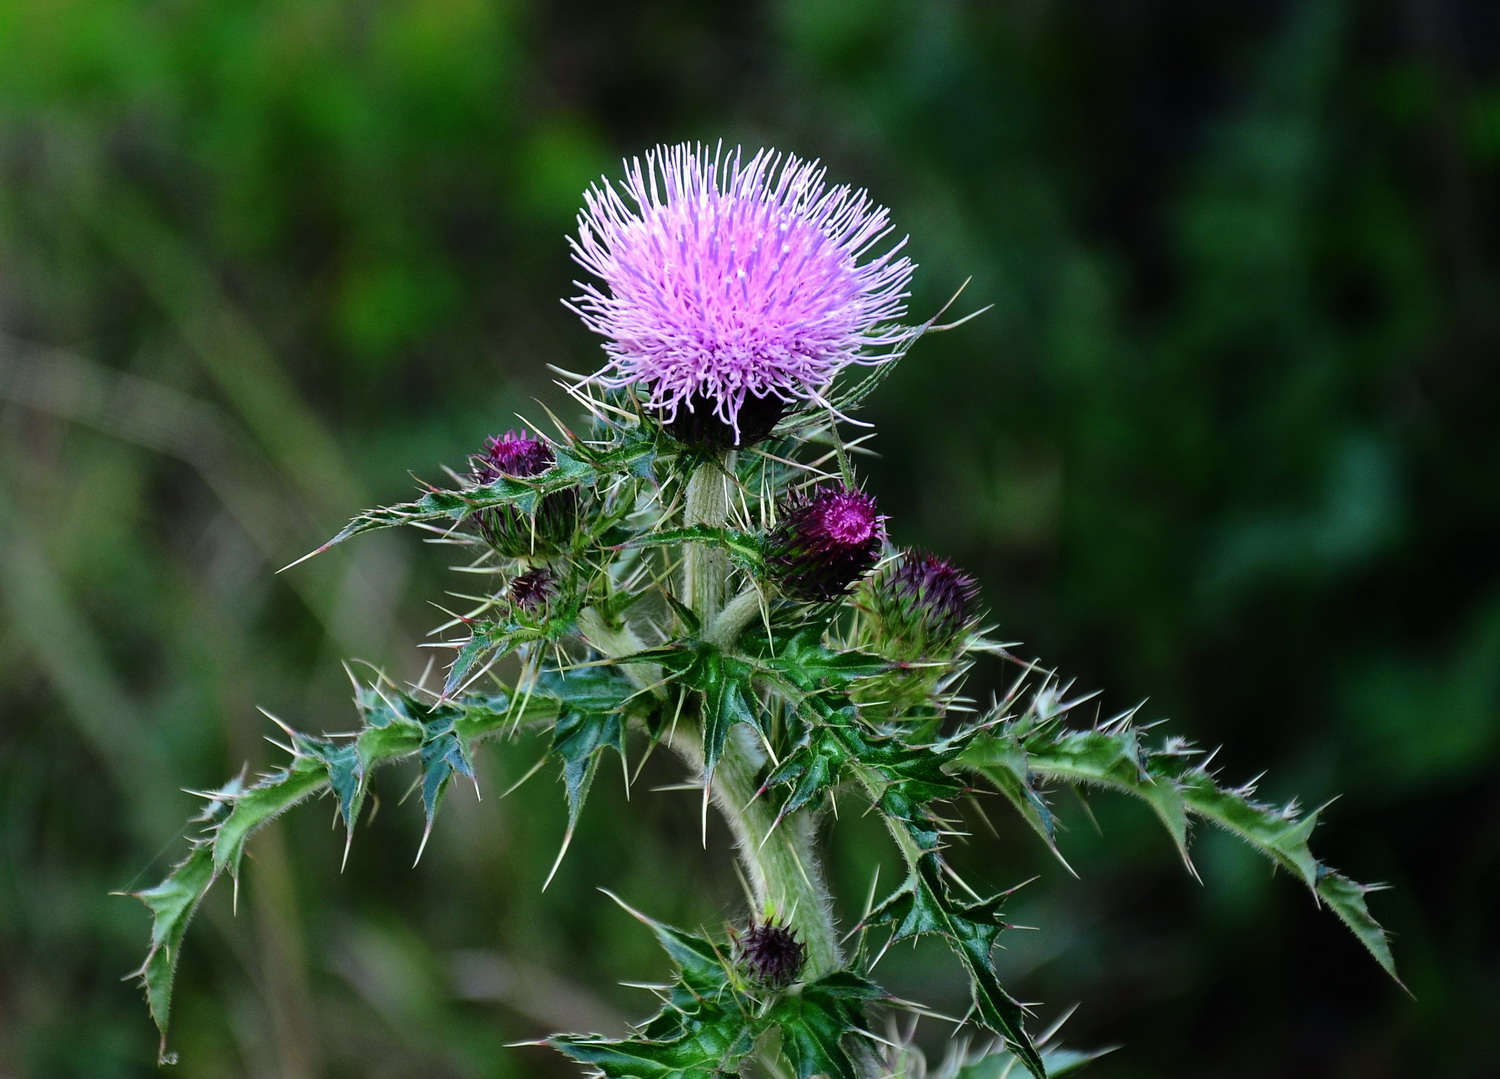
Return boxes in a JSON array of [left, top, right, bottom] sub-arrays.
[[768, 971, 885, 1079], [551, 899, 753, 1078], [695, 650, 757, 782], [131, 679, 579, 1058], [960, 734, 1066, 866], [129, 843, 213, 1064], [620, 525, 765, 570], [418, 707, 475, 830], [868, 854, 1044, 1079], [746, 622, 890, 693], [950, 1043, 1111, 1078], [1316, 868, 1402, 987], [962, 723, 1401, 982], [549, 1028, 751, 1079], [306, 435, 660, 557]]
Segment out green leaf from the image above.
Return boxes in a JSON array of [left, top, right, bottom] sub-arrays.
[[419, 707, 475, 829], [132, 676, 577, 1058], [304, 430, 661, 560], [960, 734, 1065, 865], [694, 649, 758, 782], [620, 525, 765, 570], [962, 721, 1401, 982], [1008, 727, 1191, 867], [550, 1028, 751, 1079], [550, 897, 754, 1079], [1316, 868, 1402, 987], [129, 842, 214, 1064], [951, 1044, 1111, 1078], [764, 724, 855, 819], [747, 623, 889, 693], [769, 971, 885, 1079], [868, 854, 1044, 1079]]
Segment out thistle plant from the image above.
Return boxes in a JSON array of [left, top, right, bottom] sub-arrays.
[[130, 143, 1399, 1076]]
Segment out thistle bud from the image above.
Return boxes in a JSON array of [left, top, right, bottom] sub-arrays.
[[734, 919, 805, 990], [765, 484, 883, 602], [470, 430, 576, 556], [509, 567, 556, 613], [865, 549, 980, 657]]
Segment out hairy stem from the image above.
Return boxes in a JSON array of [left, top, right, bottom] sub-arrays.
[[678, 454, 842, 978], [683, 455, 731, 623], [674, 729, 843, 979]]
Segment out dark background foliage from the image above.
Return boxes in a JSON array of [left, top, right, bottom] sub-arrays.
[[2, 1, 1496, 1075]]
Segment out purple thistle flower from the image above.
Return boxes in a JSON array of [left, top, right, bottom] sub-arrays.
[[569, 143, 916, 447], [473, 430, 553, 483], [766, 483, 884, 601]]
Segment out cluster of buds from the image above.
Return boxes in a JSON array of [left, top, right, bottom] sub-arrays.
[[732, 918, 805, 991], [862, 549, 981, 659], [470, 430, 576, 556], [764, 484, 884, 602]]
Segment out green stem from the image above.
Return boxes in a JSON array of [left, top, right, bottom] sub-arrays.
[[674, 729, 843, 979], [704, 585, 764, 649], [676, 453, 841, 978], [683, 455, 731, 623]]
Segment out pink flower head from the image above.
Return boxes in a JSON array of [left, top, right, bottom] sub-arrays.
[[568, 143, 916, 446]]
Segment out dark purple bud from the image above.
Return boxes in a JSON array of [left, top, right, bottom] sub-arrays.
[[663, 390, 788, 450], [867, 549, 980, 656], [470, 430, 575, 556], [734, 919, 805, 990], [509, 567, 556, 612], [766, 484, 883, 602], [473, 430, 554, 483]]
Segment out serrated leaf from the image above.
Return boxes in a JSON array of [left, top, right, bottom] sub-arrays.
[[131, 677, 581, 1058], [962, 722, 1401, 982], [1015, 728, 1190, 866], [1316, 868, 1401, 984], [306, 432, 664, 560], [129, 843, 214, 1064], [417, 707, 475, 828], [961, 734, 1063, 860], [952, 1044, 1111, 1078], [287, 733, 366, 835], [868, 855, 1044, 1079], [695, 650, 758, 782], [211, 764, 328, 875], [621, 525, 765, 570], [552, 899, 752, 1078], [1175, 769, 1316, 886], [747, 623, 889, 692], [550, 1028, 752, 1079], [769, 971, 885, 1079], [444, 620, 542, 696], [764, 725, 854, 819]]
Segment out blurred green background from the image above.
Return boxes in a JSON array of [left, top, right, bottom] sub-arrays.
[[2, 0, 1496, 1075]]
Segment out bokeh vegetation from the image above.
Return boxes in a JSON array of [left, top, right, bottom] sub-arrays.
[[2, 1, 1496, 1076]]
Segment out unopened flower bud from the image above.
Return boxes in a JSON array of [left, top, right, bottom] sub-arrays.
[[866, 549, 980, 656], [765, 484, 883, 602], [734, 919, 805, 990], [509, 567, 556, 613], [470, 430, 576, 556]]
